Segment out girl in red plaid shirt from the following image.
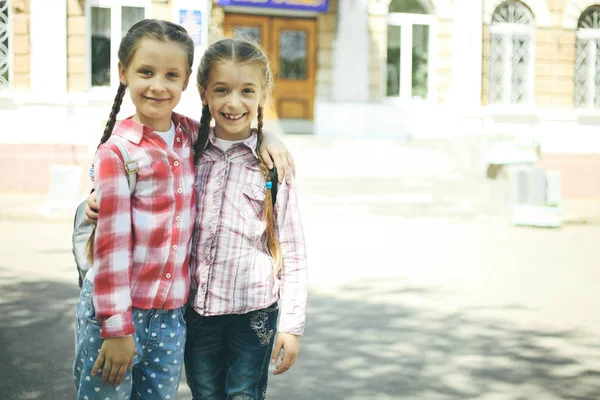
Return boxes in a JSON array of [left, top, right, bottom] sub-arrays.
[[183, 38, 308, 400], [75, 21, 294, 400]]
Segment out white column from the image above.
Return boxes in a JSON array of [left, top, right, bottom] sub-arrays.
[[331, 0, 370, 102], [29, 0, 68, 102], [450, 0, 483, 108]]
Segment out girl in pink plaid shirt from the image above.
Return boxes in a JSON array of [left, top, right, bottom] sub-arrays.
[[75, 21, 294, 400], [183, 38, 308, 400]]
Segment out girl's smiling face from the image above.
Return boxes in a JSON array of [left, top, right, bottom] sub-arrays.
[[119, 38, 191, 132], [200, 60, 266, 141]]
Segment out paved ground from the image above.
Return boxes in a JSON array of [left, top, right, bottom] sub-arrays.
[[0, 135, 599, 399]]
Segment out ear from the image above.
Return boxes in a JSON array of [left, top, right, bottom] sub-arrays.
[[118, 61, 127, 85], [182, 69, 192, 91], [199, 86, 208, 106], [259, 93, 267, 108]]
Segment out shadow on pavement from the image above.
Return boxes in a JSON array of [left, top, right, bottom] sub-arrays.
[[266, 280, 600, 400], [1, 275, 599, 400], [0, 275, 80, 400]]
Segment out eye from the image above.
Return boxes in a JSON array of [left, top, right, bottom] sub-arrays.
[[167, 72, 179, 78], [242, 88, 255, 94], [139, 69, 153, 76], [215, 87, 227, 93]]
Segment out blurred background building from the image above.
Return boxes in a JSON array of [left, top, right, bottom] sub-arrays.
[[0, 0, 599, 200]]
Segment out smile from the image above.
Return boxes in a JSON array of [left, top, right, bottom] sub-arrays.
[[221, 112, 246, 121], [144, 96, 170, 103]]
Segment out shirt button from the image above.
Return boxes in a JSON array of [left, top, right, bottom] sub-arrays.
[[166, 273, 172, 279], [176, 215, 181, 222], [176, 137, 181, 142], [173, 245, 178, 250], [177, 188, 183, 193], [174, 161, 179, 167]]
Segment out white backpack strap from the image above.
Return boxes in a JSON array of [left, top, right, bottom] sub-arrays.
[[108, 136, 138, 193]]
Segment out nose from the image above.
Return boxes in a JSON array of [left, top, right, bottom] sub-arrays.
[[227, 92, 241, 108], [150, 76, 167, 92]]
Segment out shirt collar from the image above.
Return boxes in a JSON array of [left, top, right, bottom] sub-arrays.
[[112, 112, 188, 144], [207, 127, 259, 158]]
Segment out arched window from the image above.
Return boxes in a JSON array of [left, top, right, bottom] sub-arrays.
[[489, 1, 534, 105], [386, 0, 434, 100], [0, 0, 9, 89], [574, 6, 600, 108]]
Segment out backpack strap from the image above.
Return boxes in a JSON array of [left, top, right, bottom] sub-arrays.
[[268, 167, 278, 207], [108, 136, 138, 193]]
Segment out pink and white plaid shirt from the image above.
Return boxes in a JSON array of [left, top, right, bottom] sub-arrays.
[[189, 129, 308, 335], [90, 113, 198, 338]]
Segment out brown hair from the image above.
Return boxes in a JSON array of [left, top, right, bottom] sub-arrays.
[[86, 19, 195, 262], [194, 38, 282, 274]]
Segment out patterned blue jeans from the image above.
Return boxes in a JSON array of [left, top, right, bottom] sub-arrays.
[[74, 279, 187, 400], [184, 304, 279, 400]]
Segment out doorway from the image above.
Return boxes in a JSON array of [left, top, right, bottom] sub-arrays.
[[224, 14, 316, 120]]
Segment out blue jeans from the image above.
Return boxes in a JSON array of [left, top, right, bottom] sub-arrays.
[[73, 279, 187, 400], [184, 304, 279, 400]]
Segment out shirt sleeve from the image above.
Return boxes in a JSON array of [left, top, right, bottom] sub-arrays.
[[92, 144, 135, 339], [274, 175, 308, 335]]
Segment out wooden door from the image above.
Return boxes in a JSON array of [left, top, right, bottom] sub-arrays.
[[223, 14, 269, 46], [270, 18, 316, 119], [223, 14, 316, 120]]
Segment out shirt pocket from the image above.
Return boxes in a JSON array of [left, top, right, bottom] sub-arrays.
[[239, 184, 267, 242], [241, 183, 266, 219], [136, 160, 170, 196]]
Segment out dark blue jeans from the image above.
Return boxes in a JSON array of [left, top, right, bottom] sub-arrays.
[[184, 304, 279, 400]]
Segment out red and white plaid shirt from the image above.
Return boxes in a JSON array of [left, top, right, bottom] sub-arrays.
[[189, 129, 308, 335], [90, 113, 198, 338]]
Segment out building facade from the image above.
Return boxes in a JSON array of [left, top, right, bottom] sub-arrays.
[[0, 0, 599, 198]]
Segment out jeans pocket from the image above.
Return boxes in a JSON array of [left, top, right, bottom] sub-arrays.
[[263, 302, 279, 313], [176, 305, 187, 326], [80, 280, 102, 328], [184, 308, 204, 340]]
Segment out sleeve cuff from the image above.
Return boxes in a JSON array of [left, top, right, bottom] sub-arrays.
[[277, 314, 305, 336], [100, 313, 136, 339]]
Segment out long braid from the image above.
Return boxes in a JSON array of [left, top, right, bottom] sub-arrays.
[[257, 104, 264, 135], [85, 82, 127, 263], [194, 104, 212, 164], [99, 82, 127, 146], [256, 106, 282, 275]]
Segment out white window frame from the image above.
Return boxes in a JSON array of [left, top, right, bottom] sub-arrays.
[[574, 6, 600, 109], [385, 12, 437, 104], [574, 29, 600, 108], [85, 0, 151, 92], [488, 3, 535, 107], [0, 0, 12, 93]]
